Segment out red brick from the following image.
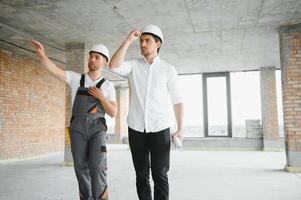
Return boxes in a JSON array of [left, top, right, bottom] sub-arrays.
[[0, 49, 65, 159]]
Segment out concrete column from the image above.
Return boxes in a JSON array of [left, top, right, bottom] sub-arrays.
[[279, 23, 301, 172], [259, 67, 282, 151], [63, 43, 86, 165], [114, 86, 129, 143]]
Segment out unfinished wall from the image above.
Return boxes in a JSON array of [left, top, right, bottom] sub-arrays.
[[0, 47, 65, 159]]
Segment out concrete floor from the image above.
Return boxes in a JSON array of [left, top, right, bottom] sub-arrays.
[[0, 146, 301, 200]]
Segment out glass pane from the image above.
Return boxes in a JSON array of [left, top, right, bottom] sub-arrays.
[[178, 74, 204, 137], [207, 77, 228, 136], [230, 72, 261, 138], [276, 70, 284, 137]]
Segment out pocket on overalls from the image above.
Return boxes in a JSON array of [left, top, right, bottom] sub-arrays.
[[89, 118, 107, 134], [98, 118, 107, 131], [70, 117, 77, 131], [70, 117, 85, 134], [100, 146, 107, 170]]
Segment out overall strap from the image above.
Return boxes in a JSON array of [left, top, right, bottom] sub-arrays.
[[96, 78, 106, 89], [80, 74, 85, 87]]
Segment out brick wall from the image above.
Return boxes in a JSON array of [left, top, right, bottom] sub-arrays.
[[0, 49, 65, 159], [280, 23, 301, 168]]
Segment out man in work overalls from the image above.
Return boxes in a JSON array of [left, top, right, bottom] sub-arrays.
[[109, 25, 184, 200], [32, 40, 117, 200]]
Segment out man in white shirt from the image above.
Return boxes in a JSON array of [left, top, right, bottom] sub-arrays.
[[32, 40, 117, 200], [109, 24, 184, 200]]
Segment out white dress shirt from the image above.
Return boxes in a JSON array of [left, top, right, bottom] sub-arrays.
[[111, 56, 183, 133]]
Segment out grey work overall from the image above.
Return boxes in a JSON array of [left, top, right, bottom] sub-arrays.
[[70, 74, 108, 200]]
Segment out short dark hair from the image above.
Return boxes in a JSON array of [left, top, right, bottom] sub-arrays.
[[141, 32, 162, 53]]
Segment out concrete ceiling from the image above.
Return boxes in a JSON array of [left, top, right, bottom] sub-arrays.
[[1, 0, 301, 75]]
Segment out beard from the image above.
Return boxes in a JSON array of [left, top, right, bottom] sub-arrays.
[[141, 48, 150, 56], [88, 63, 100, 71]]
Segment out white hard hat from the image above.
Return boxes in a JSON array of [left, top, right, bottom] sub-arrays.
[[89, 44, 110, 61], [142, 24, 164, 44]]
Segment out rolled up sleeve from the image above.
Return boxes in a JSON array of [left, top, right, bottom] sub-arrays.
[[109, 61, 133, 77]]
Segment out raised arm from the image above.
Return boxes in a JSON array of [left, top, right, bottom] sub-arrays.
[[31, 40, 66, 82], [109, 30, 141, 69]]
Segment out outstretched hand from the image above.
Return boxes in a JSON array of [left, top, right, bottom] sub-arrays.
[[31, 40, 47, 58]]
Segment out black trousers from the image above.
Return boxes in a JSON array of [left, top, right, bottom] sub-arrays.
[[128, 127, 171, 200]]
